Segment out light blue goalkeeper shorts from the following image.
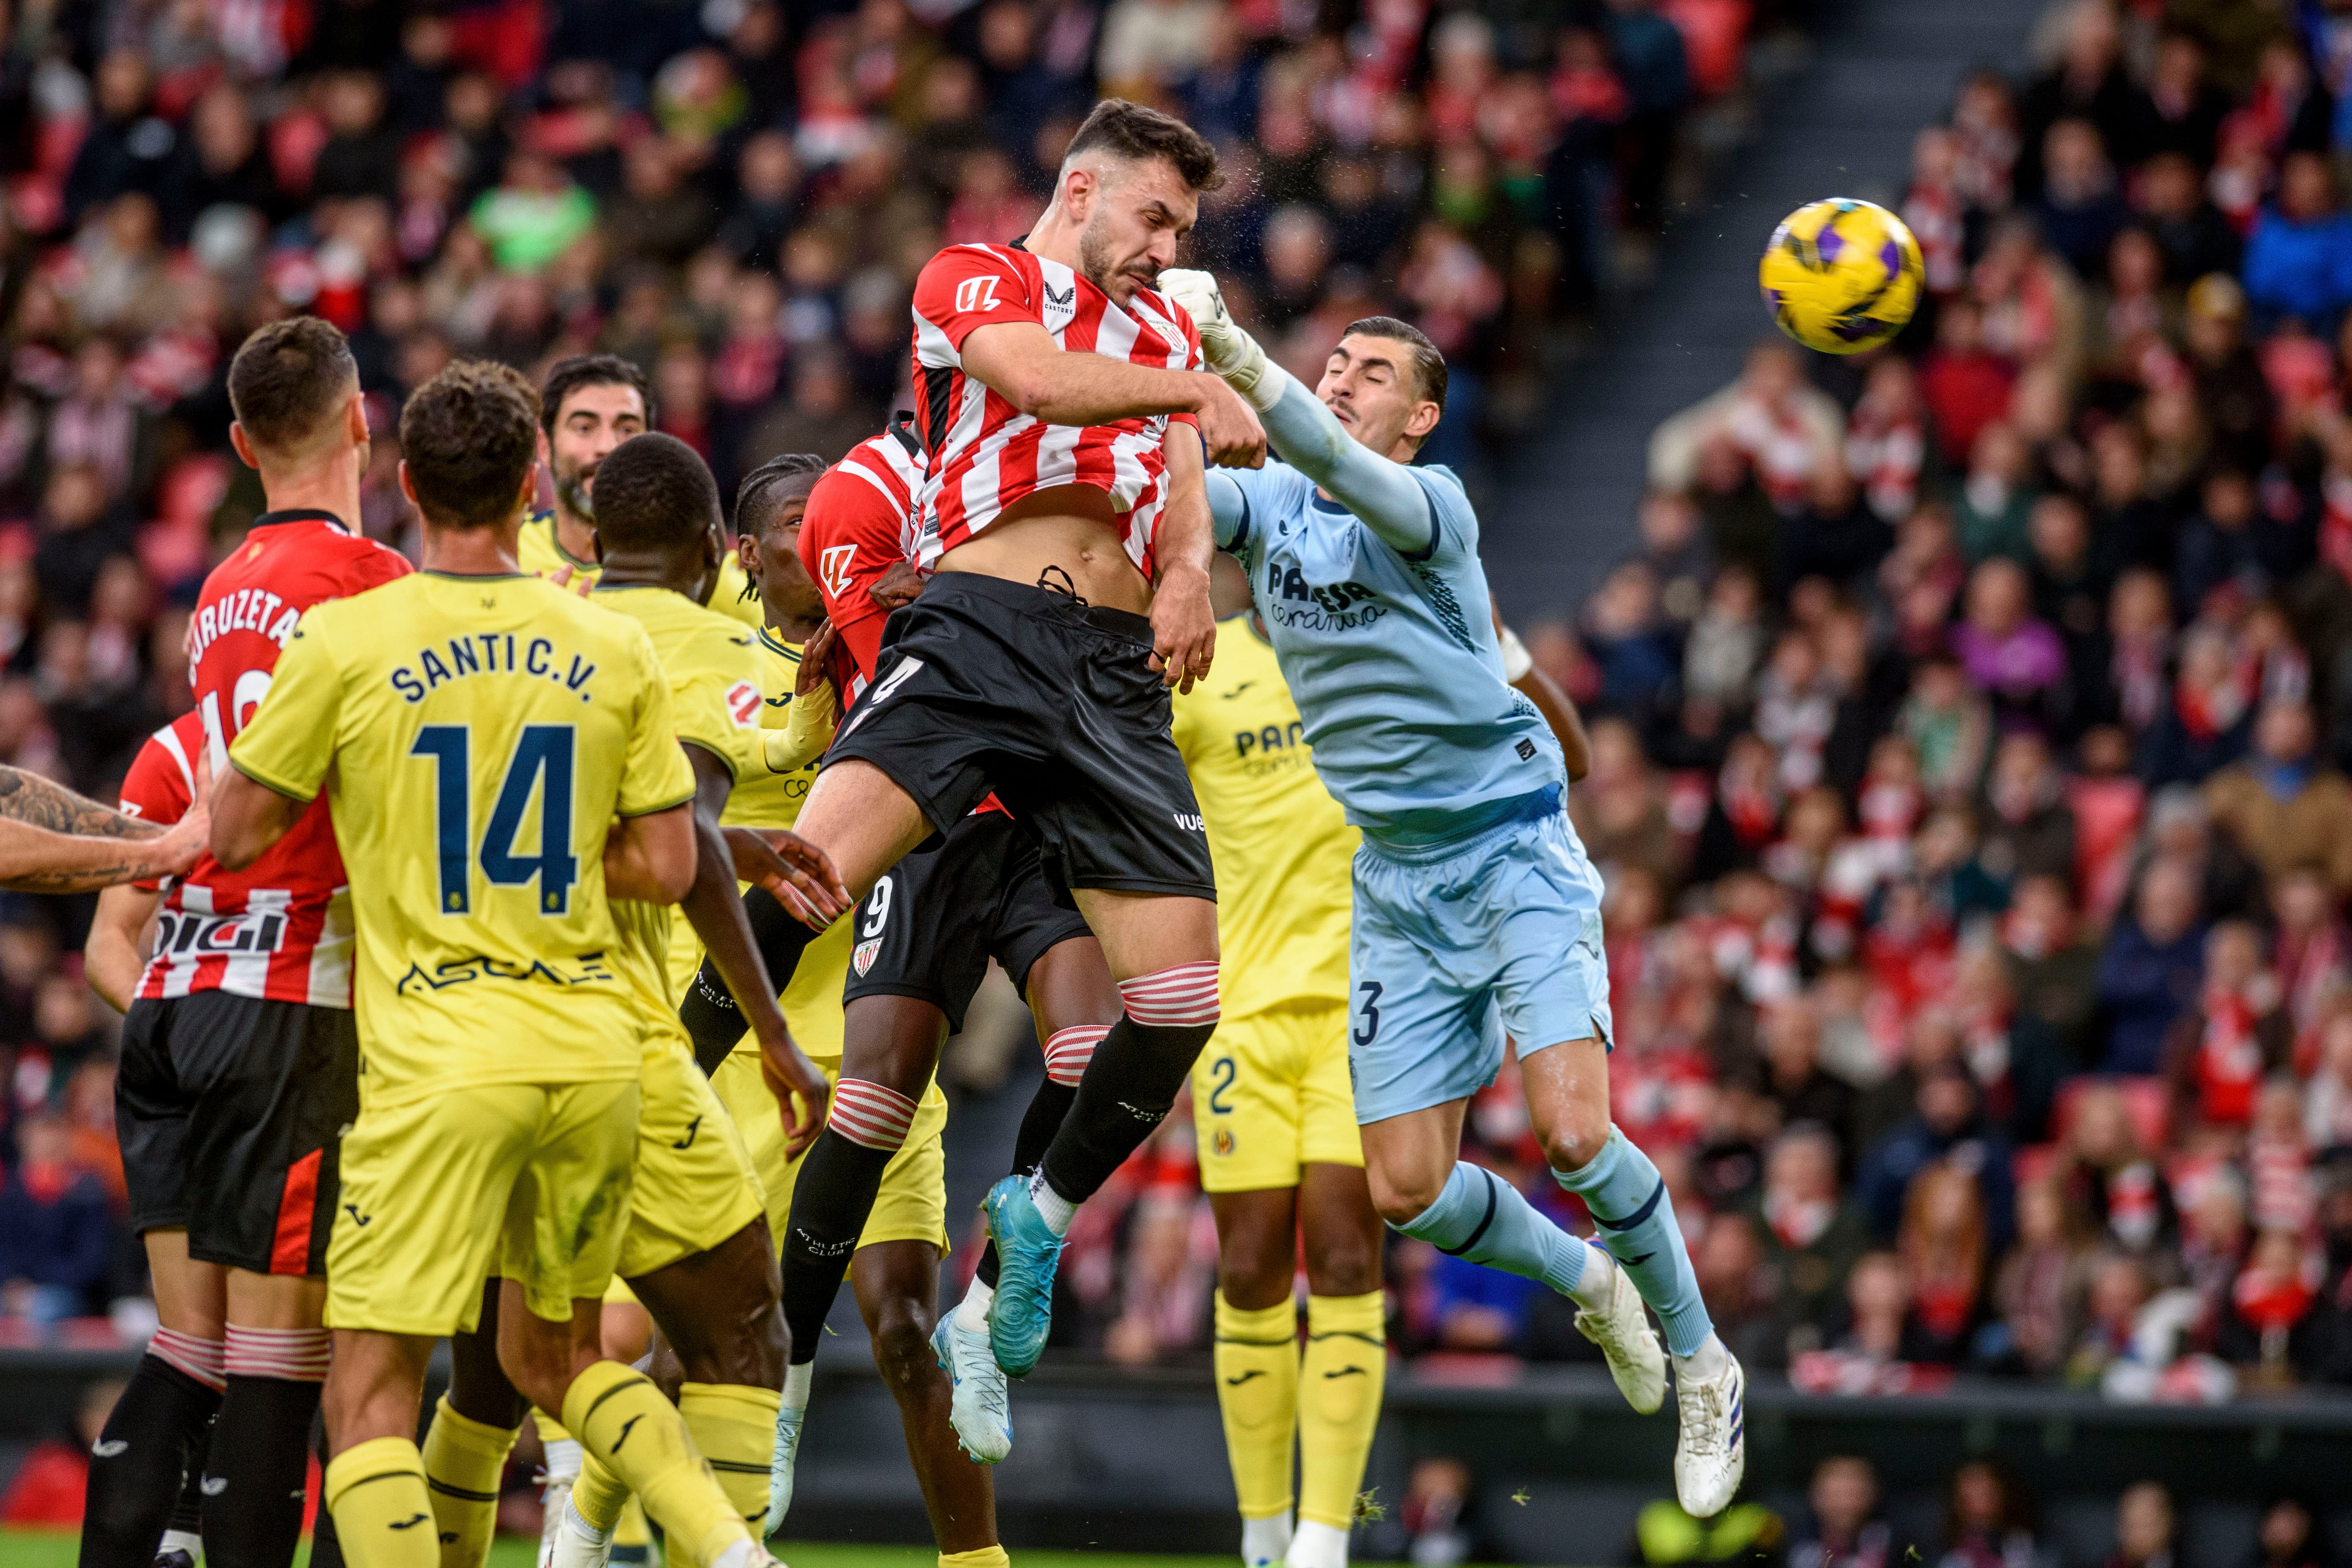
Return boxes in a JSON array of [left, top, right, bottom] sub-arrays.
[[1346, 791, 1613, 1126]]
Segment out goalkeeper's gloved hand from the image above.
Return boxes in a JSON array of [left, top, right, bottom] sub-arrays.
[[1157, 268, 1279, 412]]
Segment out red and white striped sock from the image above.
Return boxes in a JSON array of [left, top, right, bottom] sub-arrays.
[[1042, 1024, 1110, 1086], [829, 1077, 919, 1152], [224, 1324, 332, 1383], [151, 1327, 227, 1392], [1118, 961, 1221, 1027]]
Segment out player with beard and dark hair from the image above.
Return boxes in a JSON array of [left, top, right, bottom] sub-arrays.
[[681, 98, 1267, 1397], [520, 354, 763, 626]]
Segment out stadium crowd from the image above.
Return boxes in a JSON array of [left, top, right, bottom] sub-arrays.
[[1487, 0, 2352, 1401], [0, 0, 1781, 1343]]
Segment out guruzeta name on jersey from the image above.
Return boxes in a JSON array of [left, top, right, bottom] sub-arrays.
[[189, 586, 303, 664], [388, 633, 601, 704]]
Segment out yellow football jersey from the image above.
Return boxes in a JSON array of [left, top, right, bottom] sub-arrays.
[[703, 624, 852, 1061], [592, 583, 768, 1023], [1172, 614, 1356, 1020], [231, 571, 695, 1103], [518, 508, 765, 631]]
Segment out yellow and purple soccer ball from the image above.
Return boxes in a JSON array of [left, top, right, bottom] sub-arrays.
[[1758, 198, 1924, 354]]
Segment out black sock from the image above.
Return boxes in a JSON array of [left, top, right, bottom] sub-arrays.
[[306, 1418, 343, 1568], [201, 1376, 324, 1568], [168, 1417, 211, 1536], [977, 1077, 1080, 1289], [683, 886, 819, 1073], [779, 1126, 895, 1363], [80, 1354, 220, 1568], [1038, 1015, 1216, 1205]]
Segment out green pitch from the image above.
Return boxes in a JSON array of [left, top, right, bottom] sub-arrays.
[[0, 1535, 1235, 1568]]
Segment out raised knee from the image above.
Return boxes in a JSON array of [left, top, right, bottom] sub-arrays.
[[1368, 1171, 1446, 1230], [1542, 1112, 1613, 1177]]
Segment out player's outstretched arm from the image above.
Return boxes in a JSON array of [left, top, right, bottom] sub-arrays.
[[961, 320, 1266, 467], [0, 766, 160, 841], [678, 746, 831, 1156], [1160, 270, 1433, 556]]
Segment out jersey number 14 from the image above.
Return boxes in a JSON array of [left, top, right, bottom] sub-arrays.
[[411, 724, 579, 916]]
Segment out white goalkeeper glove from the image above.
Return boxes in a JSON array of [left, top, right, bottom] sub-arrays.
[[1158, 268, 1279, 412]]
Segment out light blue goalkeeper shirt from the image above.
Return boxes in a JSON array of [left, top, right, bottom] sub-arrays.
[[1204, 370, 1564, 848]]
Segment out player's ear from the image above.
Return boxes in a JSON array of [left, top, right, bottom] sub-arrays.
[[1406, 400, 1441, 444], [345, 388, 369, 446], [536, 428, 551, 467], [229, 422, 258, 471], [737, 529, 761, 582], [396, 459, 417, 506]]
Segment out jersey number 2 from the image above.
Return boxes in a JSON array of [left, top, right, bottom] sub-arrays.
[[412, 724, 579, 916]]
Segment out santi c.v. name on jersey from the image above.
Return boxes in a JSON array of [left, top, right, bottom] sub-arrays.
[[386, 632, 604, 705]]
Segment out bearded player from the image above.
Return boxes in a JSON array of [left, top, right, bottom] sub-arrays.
[[1161, 272, 1746, 1516], [519, 354, 763, 626], [680, 98, 1266, 1382]]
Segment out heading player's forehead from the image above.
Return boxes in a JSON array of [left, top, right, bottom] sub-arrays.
[[554, 379, 647, 428], [1329, 334, 1414, 388], [1086, 152, 1201, 233]]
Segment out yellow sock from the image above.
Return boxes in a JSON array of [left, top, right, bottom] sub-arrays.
[[940, 1546, 1011, 1568], [1213, 1291, 1299, 1522], [562, 1359, 745, 1568], [326, 1437, 439, 1568], [682, 1382, 782, 1535], [571, 1450, 631, 1534], [1298, 1291, 1386, 1530], [420, 1395, 518, 1568]]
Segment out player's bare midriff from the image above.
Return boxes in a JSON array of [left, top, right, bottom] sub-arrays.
[[933, 483, 1152, 614]]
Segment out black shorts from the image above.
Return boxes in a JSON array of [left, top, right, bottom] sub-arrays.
[[117, 991, 360, 1275], [825, 572, 1216, 900], [842, 807, 1096, 1033]]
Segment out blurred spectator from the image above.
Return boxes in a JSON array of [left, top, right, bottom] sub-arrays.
[[2105, 1483, 2176, 1568], [0, 1115, 117, 1323], [1788, 1455, 1895, 1568], [1991, 1174, 2090, 1377], [1755, 1124, 1870, 1352], [2241, 151, 2352, 327], [1935, 1459, 2048, 1568], [2095, 859, 2209, 1073], [2203, 701, 2352, 894], [2242, 1496, 2328, 1568]]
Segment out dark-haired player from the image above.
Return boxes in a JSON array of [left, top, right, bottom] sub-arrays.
[[1164, 272, 1744, 1515], [431, 431, 840, 1568], [84, 316, 412, 1568], [683, 97, 1265, 1382], [520, 353, 763, 626], [210, 361, 809, 1568]]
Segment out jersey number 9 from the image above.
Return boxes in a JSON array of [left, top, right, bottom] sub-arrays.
[[411, 724, 580, 916]]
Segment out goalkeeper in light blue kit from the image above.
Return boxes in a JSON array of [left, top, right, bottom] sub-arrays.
[[1156, 269, 1746, 1517]]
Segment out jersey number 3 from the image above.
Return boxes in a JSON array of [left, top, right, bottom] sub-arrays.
[[412, 724, 579, 916]]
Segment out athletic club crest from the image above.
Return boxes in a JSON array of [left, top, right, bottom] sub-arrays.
[[853, 938, 882, 976]]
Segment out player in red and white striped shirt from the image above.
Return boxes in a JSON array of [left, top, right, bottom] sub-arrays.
[[85, 318, 405, 1568], [680, 100, 1262, 1397]]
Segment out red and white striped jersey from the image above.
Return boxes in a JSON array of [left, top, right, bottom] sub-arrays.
[[909, 242, 1203, 578], [801, 423, 927, 704], [149, 509, 411, 1007]]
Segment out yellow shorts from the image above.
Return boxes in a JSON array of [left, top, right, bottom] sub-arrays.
[[1191, 1003, 1363, 1193], [614, 1036, 768, 1280], [709, 1051, 951, 1254], [326, 1079, 641, 1336]]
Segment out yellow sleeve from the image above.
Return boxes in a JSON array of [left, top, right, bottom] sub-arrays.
[[763, 682, 837, 776], [669, 626, 765, 786], [228, 610, 345, 802], [617, 630, 698, 817]]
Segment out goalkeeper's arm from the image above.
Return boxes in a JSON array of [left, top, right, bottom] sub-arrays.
[[1162, 269, 1436, 558]]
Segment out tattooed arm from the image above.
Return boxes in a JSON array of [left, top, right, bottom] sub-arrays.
[[0, 766, 161, 839], [0, 766, 211, 894]]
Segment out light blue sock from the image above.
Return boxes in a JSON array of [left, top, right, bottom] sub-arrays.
[[1392, 1162, 1591, 1296], [1553, 1127, 1713, 1356]]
